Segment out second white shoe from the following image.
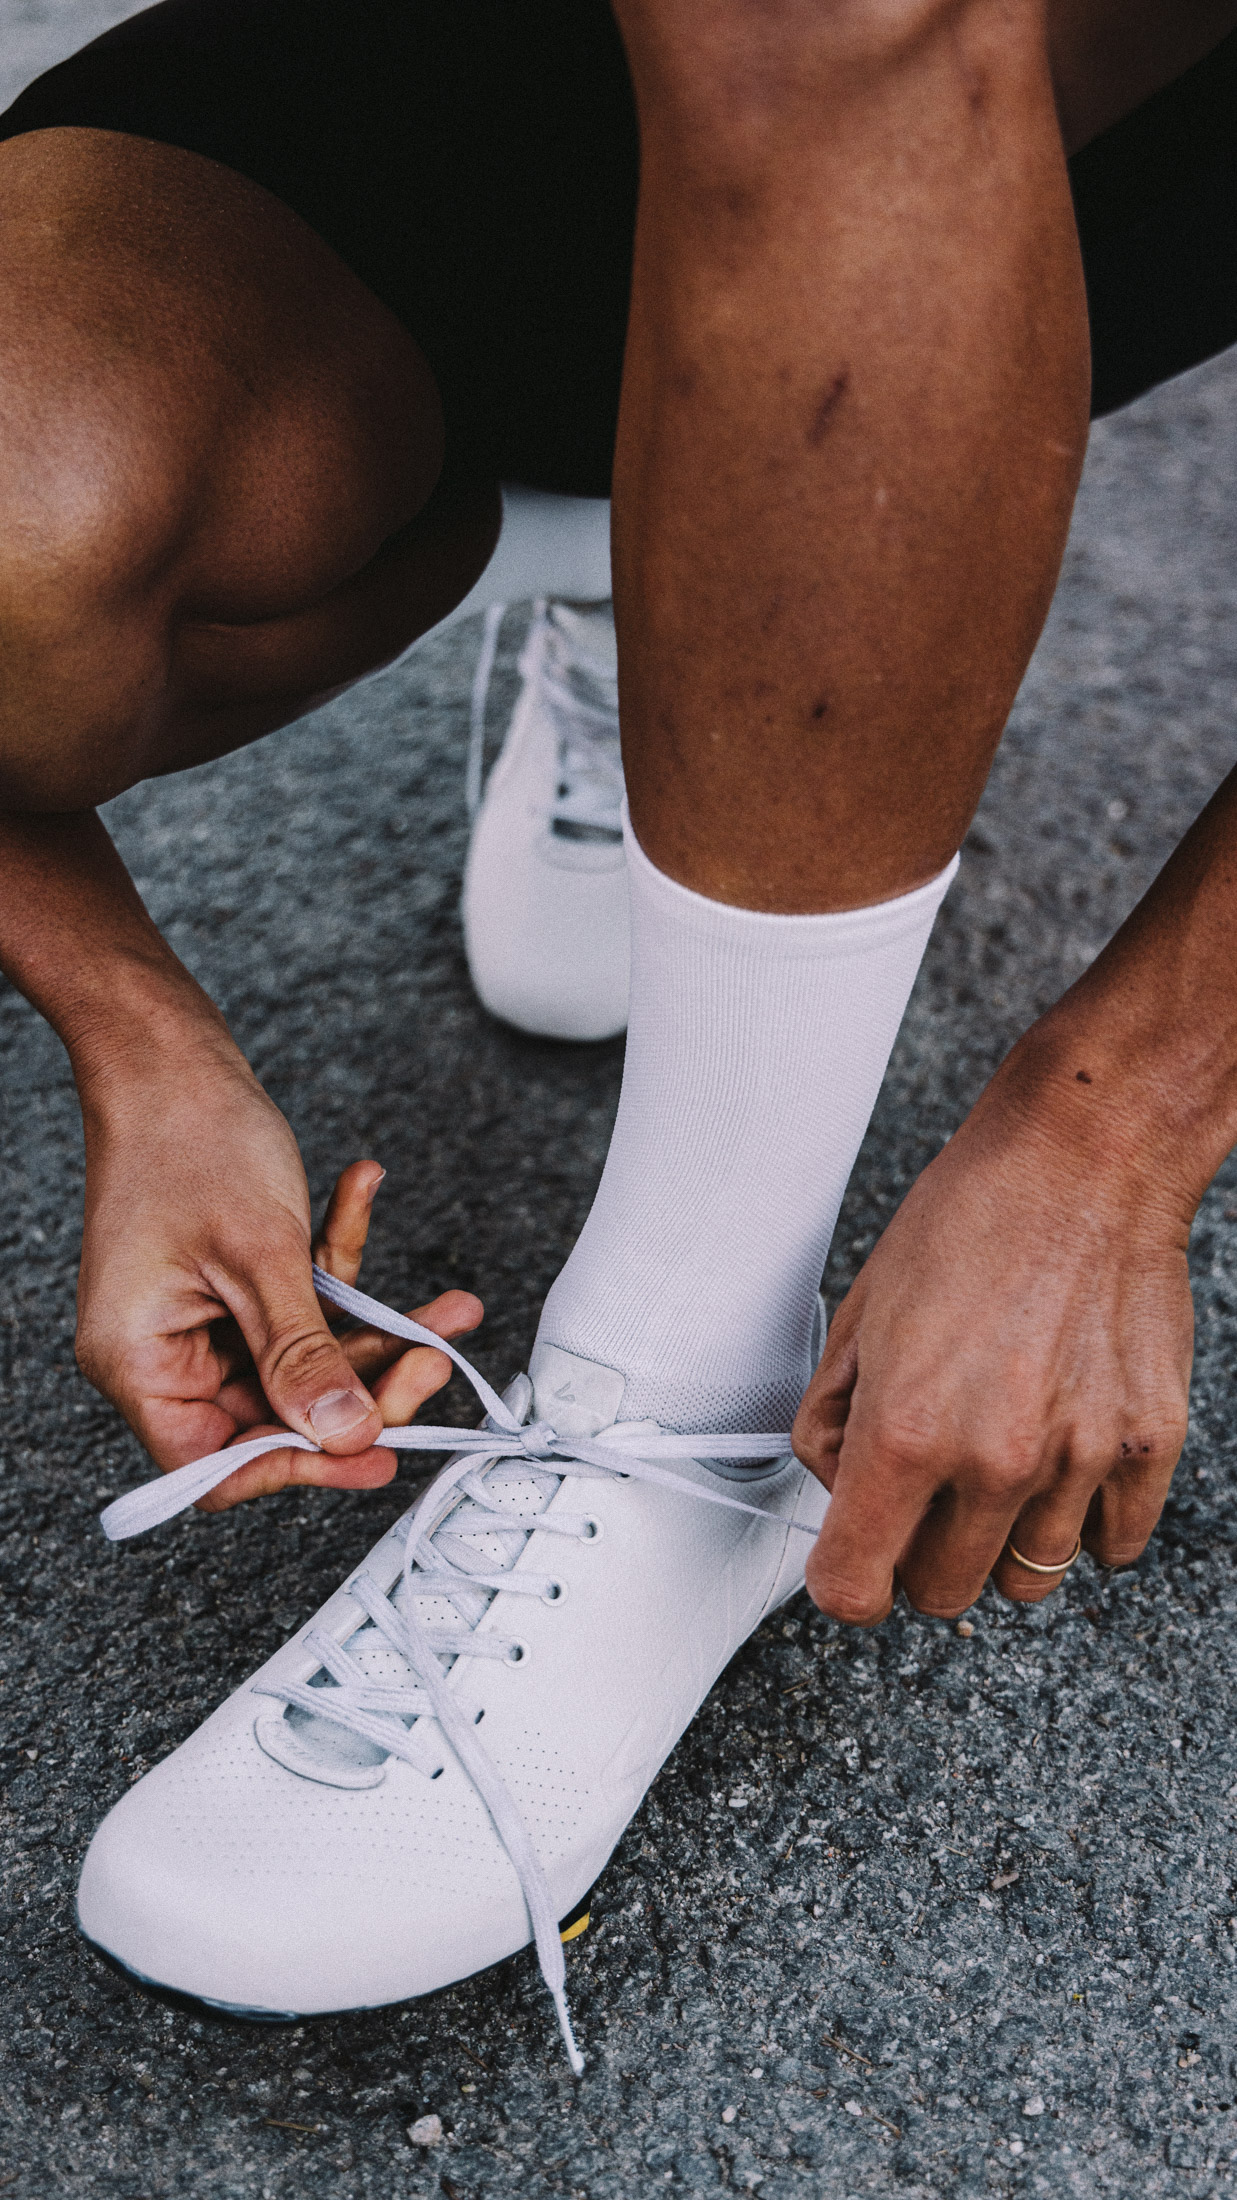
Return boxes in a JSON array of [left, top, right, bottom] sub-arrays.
[[80, 1270, 827, 2068], [462, 599, 630, 1042]]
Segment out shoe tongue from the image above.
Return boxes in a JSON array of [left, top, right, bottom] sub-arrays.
[[528, 1340, 626, 1438], [550, 601, 618, 678]]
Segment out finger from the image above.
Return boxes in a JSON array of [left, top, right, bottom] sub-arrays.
[[200, 1289, 485, 1510], [992, 1479, 1095, 1604], [367, 1295, 486, 1420], [312, 1160, 386, 1286], [213, 1370, 272, 1430], [98, 1316, 250, 1472], [791, 1284, 865, 1491], [897, 1480, 1026, 1618], [804, 1425, 937, 1626], [1083, 1429, 1183, 1569], [195, 1429, 398, 1514], [371, 1320, 476, 1425], [992, 1424, 1183, 1601], [139, 1390, 249, 1474], [223, 1239, 383, 1456], [147, 1284, 483, 1505], [340, 1287, 484, 1385]]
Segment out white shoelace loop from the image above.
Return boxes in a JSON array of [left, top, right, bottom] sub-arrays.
[[99, 1267, 812, 2073]]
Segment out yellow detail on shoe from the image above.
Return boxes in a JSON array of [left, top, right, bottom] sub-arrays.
[[558, 1899, 591, 1943]]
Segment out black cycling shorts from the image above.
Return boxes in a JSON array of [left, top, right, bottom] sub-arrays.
[[2, 0, 1234, 495]]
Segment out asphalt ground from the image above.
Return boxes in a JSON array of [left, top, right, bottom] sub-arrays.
[[4, 9, 1237, 2198]]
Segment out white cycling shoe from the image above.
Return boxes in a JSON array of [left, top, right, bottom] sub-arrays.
[[461, 598, 630, 1043], [79, 1271, 826, 2069]]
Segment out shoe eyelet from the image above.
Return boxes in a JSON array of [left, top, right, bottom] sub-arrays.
[[541, 1579, 567, 1606], [579, 1517, 603, 1543], [506, 1640, 530, 1666]]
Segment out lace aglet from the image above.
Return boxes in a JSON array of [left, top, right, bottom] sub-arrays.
[[553, 1985, 585, 2077]]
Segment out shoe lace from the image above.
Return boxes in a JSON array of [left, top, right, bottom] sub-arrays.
[[466, 600, 623, 840], [99, 1269, 810, 2073]]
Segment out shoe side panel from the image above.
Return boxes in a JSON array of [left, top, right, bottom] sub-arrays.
[[77, 1458, 809, 2015]]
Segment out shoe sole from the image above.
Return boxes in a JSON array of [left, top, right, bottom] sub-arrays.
[[79, 1889, 595, 2024], [84, 1931, 301, 2023]]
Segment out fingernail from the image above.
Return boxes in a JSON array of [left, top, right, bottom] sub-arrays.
[[367, 1170, 387, 1203], [309, 1388, 372, 1439]]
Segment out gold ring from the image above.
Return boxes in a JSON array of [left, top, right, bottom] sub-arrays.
[[1005, 1533, 1082, 1577]]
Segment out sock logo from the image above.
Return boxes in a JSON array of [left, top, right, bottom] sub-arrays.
[[529, 1341, 627, 1436]]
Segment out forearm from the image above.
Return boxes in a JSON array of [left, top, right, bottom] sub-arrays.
[[995, 761, 1237, 1209], [798, 747, 1237, 1623], [0, 808, 242, 1092], [0, 805, 416, 1479]]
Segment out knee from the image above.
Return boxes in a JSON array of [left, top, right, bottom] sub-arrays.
[[1, 365, 190, 611], [0, 386, 185, 807], [0, 127, 444, 810]]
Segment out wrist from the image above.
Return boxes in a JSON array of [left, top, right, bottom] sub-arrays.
[[68, 951, 250, 1120], [0, 807, 248, 1107], [985, 994, 1236, 1225]]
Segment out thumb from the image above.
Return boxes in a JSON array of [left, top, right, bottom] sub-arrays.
[[238, 1249, 383, 1454], [792, 1281, 864, 1486]]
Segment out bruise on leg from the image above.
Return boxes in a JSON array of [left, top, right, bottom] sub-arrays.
[[806, 369, 851, 447]]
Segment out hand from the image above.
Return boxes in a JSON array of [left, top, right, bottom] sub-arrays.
[[793, 1050, 1196, 1623], [75, 1038, 482, 1510]]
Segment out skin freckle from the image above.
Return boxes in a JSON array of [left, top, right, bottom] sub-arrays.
[[964, 65, 988, 120]]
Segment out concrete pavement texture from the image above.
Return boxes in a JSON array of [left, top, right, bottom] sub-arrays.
[[4, 9, 1237, 2198]]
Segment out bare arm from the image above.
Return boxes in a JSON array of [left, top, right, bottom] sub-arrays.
[[796, 762, 1237, 1621], [0, 807, 480, 1502]]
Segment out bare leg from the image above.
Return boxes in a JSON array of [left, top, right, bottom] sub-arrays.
[[543, 0, 1237, 1614], [0, 129, 499, 811], [611, 0, 1090, 913], [612, 0, 1237, 910], [533, 0, 1094, 1427]]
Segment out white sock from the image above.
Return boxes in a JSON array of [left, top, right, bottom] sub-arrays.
[[534, 811, 958, 1435]]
